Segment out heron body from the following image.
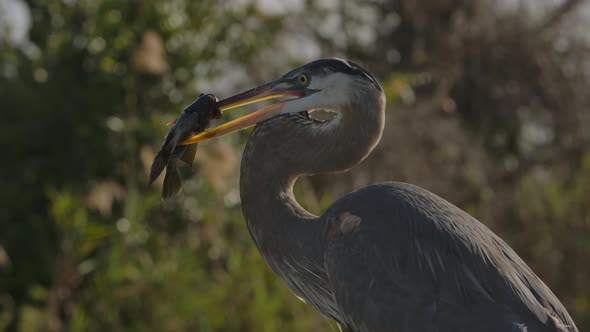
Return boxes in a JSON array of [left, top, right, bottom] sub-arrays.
[[184, 58, 578, 331]]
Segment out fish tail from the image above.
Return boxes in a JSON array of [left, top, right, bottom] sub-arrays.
[[149, 151, 167, 184], [162, 159, 183, 199]]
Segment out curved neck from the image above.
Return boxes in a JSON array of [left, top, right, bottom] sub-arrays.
[[239, 92, 385, 257]]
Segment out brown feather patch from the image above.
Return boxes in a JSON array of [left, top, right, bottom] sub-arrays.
[[338, 212, 362, 233]]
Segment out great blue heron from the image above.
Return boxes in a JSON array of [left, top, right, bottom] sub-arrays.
[[181, 58, 578, 332]]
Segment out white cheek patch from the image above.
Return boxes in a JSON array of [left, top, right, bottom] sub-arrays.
[[309, 73, 354, 108]]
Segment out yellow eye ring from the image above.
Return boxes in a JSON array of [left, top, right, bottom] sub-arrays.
[[297, 73, 310, 86]]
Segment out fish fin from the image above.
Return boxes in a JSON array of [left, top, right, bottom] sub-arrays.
[[162, 161, 183, 199], [149, 151, 166, 184], [180, 144, 198, 166]]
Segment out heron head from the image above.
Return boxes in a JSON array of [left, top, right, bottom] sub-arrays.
[[180, 58, 383, 145]]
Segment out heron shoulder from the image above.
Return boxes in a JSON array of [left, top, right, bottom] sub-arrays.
[[321, 181, 491, 262]]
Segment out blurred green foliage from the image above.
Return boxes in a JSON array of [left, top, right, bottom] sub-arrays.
[[1, 0, 589, 331], [0, 0, 326, 331]]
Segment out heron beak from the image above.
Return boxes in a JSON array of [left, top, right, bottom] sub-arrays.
[[179, 78, 313, 145]]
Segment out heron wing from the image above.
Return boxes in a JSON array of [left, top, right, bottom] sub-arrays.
[[323, 182, 577, 332]]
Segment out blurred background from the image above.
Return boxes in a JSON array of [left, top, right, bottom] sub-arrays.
[[1, 0, 589, 331]]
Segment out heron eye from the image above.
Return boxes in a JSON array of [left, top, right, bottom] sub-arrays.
[[297, 73, 310, 86]]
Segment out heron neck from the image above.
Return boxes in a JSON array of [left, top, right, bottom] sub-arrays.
[[239, 143, 335, 315], [239, 94, 384, 261], [239, 130, 321, 263]]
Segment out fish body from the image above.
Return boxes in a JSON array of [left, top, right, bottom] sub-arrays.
[[149, 93, 221, 199]]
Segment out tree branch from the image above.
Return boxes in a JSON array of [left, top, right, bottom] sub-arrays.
[[534, 0, 583, 33]]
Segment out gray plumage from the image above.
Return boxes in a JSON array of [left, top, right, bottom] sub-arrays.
[[237, 58, 578, 331], [150, 93, 221, 199], [323, 183, 576, 332]]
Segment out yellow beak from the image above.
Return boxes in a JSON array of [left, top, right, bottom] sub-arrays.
[[176, 78, 312, 145]]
